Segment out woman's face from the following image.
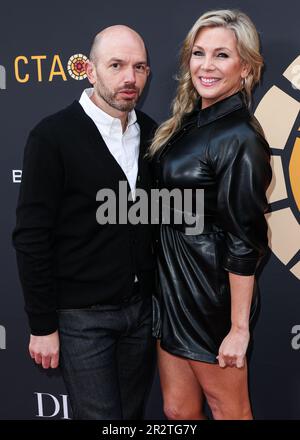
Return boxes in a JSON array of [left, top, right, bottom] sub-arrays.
[[189, 26, 249, 109]]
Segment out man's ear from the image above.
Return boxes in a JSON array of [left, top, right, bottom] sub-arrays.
[[85, 60, 96, 85]]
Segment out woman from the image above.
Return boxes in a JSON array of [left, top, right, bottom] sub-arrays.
[[149, 10, 272, 420]]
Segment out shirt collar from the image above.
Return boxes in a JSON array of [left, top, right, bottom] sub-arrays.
[[196, 91, 248, 128], [79, 88, 137, 135]]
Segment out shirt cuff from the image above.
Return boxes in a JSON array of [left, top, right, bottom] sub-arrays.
[[222, 253, 259, 276]]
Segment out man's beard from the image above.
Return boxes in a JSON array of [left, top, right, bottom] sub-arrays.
[[95, 80, 139, 112]]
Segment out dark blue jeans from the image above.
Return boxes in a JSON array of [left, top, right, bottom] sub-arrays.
[[58, 294, 155, 420]]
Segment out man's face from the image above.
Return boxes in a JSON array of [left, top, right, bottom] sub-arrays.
[[87, 34, 149, 114]]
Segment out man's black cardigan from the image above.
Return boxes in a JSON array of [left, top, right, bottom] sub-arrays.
[[12, 101, 157, 335]]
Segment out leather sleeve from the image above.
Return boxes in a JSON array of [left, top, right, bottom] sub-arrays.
[[209, 129, 272, 276]]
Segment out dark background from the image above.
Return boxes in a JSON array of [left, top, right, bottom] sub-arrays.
[[0, 0, 299, 419]]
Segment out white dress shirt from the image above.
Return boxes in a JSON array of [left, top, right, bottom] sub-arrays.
[[79, 88, 140, 200], [79, 88, 139, 282]]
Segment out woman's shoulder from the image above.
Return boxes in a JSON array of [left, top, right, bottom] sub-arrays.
[[209, 110, 269, 150], [206, 112, 270, 167]]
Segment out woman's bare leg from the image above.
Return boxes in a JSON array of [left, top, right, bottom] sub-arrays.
[[189, 359, 252, 420], [158, 342, 207, 420]]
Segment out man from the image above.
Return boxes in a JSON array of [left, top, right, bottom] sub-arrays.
[[13, 25, 157, 420]]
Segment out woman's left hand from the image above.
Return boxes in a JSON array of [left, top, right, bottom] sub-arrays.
[[217, 327, 250, 368]]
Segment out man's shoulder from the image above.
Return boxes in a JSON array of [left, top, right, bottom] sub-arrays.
[[136, 109, 157, 130], [31, 101, 82, 138]]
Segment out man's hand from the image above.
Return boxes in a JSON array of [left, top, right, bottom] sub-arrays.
[[29, 330, 60, 369]]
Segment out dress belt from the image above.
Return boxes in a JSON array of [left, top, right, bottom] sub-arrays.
[[163, 216, 223, 235]]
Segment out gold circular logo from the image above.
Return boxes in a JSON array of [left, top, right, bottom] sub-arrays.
[[67, 54, 87, 80], [255, 56, 300, 279]]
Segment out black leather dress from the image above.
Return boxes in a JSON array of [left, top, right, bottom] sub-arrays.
[[153, 92, 272, 363]]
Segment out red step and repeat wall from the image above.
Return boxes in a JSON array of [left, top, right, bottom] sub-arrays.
[[0, 0, 299, 419]]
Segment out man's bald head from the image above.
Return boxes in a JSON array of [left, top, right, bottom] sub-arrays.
[[89, 25, 147, 64], [85, 24, 149, 118]]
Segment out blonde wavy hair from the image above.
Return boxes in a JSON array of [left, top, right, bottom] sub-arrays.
[[149, 9, 264, 156]]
